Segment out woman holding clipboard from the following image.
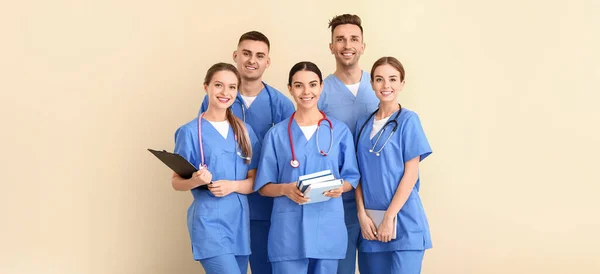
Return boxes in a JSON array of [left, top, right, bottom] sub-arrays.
[[171, 63, 261, 274]]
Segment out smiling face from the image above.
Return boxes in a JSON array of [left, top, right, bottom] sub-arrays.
[[204, 70, 240, 110], [288, 70, 323, 110], [233, 40, 270, 82], [329, 24, 365, 68], [371, 64, 405, 103]]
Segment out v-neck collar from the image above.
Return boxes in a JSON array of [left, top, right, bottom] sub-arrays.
[[237, 86, 267, 111], [200, 117, 235, 153], [329, 70, 369, 102]]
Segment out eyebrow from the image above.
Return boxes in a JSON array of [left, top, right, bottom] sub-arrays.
[[242, 49, 266, 55], [213, 80, 236, 86], [374, 75, 399, 78]]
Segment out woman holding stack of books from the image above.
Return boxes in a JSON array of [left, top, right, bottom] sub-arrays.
[[253, 61, 360, 274]]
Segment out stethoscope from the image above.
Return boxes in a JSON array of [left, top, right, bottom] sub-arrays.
[[233, 81, 276, 127], [355, 104, 402, 156], [288, 111, 333, 168], [197, 112, 250, 170]]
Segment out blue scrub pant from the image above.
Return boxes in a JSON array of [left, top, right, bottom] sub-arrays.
[[249, 220, 271, 274], [337, 223, 360, 274], [272, 258, 338, 274], [199, 254, 249, 274], [358, 250, 425, 274]]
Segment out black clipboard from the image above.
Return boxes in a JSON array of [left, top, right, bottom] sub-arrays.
[[148, 148, 208, 190]]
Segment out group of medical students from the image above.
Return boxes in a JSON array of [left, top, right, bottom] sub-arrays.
[[170, 14, 433, 274]]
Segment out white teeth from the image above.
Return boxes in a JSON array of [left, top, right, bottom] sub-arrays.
[[217, 97, 230, 103], [246, 66, 256, 70], [381, 91, 393, 96], [300, 97, 314, 101]]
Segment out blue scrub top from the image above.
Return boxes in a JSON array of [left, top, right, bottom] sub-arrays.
[[318, 71, 380, 224], [174, 117, 261, 260], [253, 116, 361, 262], [199, 82, 295, 221], [355, 108, 433, 252]]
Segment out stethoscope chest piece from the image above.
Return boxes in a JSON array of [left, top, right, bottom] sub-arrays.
[[237, 151, 251, 160], [368, 149, 380, 157], [288, 111, 333, 168], [290, 159, 300, 168]]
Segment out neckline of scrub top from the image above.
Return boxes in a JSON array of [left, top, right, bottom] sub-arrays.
[[236, 85, 268, 111], [362, 107, 403, 147], [328, 71, 370, 102]]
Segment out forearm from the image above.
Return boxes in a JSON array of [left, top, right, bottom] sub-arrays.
[[342, 180, 354, 193], [232, 169, 256, 194], [385, 178, 415, 219], [258, 183, 286, 197], [385, 158, 420, 219], [171, 173, 202, 191], [231, 178, 254, 194], [355, 182, 367, 215]]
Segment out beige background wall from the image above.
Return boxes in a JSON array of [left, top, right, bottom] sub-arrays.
[[2, 0, 599, 273]]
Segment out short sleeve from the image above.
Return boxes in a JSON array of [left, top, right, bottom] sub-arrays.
[[278, 95, 296, 122], [338, 126, 361, 188], [317, 86, 327, 110], [354, 117, 368, 144], [253, 129, 279, 191], [247, 125, 261, 170], [198, 94, 209, 116], [173, 126, 197, 167], [401, 113, 432, 163]]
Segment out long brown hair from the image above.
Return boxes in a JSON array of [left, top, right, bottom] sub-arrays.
[[203, 63, 252, 164]]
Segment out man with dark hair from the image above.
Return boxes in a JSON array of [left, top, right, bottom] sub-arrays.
[[199, 30, 295, 274], [238, 30, 271, 49], [318, 14, 380, 274]]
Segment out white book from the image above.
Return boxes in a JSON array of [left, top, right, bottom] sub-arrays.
[[365, 209, 397, 239], [298, 170, 332, 186], [300, 179, 344, 205], [299, 174, 335, 192]]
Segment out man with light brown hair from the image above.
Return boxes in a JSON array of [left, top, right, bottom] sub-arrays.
[[318, 14, 380, 274]]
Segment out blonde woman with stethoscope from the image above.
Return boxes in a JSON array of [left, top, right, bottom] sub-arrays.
[[171, 63, 261, 274], [354, 56, 433, 274]]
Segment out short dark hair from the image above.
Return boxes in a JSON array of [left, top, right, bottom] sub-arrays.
[[238, 31, 270, 51], [288, 61, 323, 86], [328, 14, 363, 35]]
